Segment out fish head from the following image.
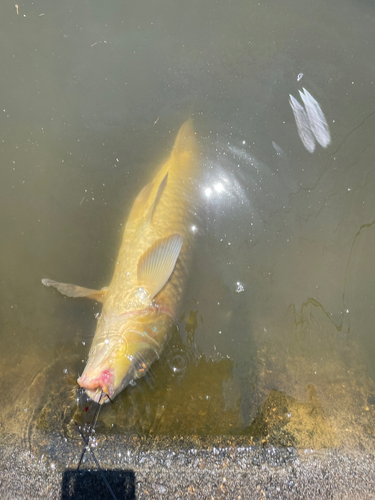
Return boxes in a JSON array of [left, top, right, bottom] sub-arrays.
[[77, 312, 168, 404]]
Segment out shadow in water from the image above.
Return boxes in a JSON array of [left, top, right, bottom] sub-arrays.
[[61, 469, 135, 500]]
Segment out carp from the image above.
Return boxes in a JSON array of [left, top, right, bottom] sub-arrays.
[[43, 120, 199, 404]]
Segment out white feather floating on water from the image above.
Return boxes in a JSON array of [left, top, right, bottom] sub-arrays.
[[289, 94, 316, 153], [289, 88, 331, 153]]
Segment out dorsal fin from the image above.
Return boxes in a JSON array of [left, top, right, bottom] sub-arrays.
[[137, 233, 183, 299], [145, 172, 168, 224], [128, 181, 154, 223]]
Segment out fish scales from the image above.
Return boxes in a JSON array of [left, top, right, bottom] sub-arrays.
[[106, 142, 197, 314]]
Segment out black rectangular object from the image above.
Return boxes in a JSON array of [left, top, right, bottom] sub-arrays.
[[61, 469, 136, 500]]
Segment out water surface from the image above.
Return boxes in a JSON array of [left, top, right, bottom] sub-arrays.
[[1, 0, 375, 459]]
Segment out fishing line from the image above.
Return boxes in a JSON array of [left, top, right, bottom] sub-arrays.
[[77, 390, 113, 469], [105, 393, 114, 404], [76, 392, 103, 470], [74, 421, 118, 500], [74, 391, 118, 500]]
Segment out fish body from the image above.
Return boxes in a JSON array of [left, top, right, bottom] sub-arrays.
[[43, 121, 199, 403]]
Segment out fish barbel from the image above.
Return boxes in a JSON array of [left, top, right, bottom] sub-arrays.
[[42, 120, 199, 403]]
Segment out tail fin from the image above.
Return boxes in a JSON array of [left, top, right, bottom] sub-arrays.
[[172, 120, 197, 155]]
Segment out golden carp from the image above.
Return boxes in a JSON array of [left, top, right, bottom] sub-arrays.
[[43, 120, 199, 404]]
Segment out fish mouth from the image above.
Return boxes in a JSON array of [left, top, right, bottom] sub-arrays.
[[85, 388, 112, 404], [77, 368, 114, 404]]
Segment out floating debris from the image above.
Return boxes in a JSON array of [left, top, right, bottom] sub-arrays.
[[289, 88, 331, 153]]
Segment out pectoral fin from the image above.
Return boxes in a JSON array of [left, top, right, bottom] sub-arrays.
[[42, 279, 108, 302], [137, 233, 183, 299]]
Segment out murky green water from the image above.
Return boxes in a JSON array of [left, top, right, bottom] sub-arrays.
[[1, 0, 375, 459]]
